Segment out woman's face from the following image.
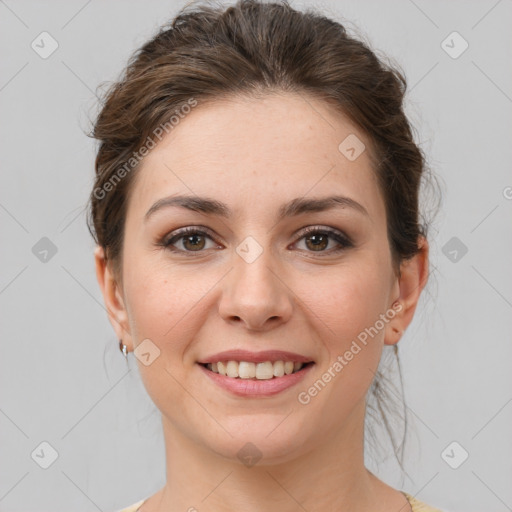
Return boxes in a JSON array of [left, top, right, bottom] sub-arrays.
[[97, 92, 418, 463]]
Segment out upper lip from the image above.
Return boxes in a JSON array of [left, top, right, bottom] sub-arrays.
[[197, 349, 314, 364]]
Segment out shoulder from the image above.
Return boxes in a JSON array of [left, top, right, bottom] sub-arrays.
[[116, 494, 447, 512], [403, 492, 445, 512], [113, 498, 146, 512]]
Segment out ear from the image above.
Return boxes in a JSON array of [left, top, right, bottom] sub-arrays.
[[94, 245, 134, 351], [384, 236, 429, 346]]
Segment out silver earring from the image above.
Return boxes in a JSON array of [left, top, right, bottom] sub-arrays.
[[119, 339, 128, 359]]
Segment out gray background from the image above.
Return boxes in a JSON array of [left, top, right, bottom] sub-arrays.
[[1, 0, 511, 511]]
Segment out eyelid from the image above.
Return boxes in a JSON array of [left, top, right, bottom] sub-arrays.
[[292, 225, 353, 251], [161, 224, 353, 255], [295, 225, 351, 242], [162, 225, 221, 248]]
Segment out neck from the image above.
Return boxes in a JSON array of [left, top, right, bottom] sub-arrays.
[[144, 400, 396, 512]]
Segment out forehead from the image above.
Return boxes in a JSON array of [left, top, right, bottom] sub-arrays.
[[127, 92, 384, 222]]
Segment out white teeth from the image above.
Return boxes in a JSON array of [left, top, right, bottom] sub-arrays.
[[238, 361, 256, 379], [273, 360, 284, 377], [205, 360, 306, 379], [256, 361, 274, 379], [217, 361, 227, 376], [226, 361, 239, 378]]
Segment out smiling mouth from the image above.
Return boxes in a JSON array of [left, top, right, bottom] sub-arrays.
[[199, 360, 314, 380]]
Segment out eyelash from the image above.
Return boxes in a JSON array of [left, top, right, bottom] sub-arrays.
[[159, 225, 353, 257]]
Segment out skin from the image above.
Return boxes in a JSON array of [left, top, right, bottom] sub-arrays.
[[95, 92, 428, 512]]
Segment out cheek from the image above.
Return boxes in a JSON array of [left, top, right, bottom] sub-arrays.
[[303, 260, 391, 393], [309, 264, 390, 344], [125, 272, 195, 342], [123, 253, 221, 358], [296, 269, 389, 418], [121, 260, 211, 414]]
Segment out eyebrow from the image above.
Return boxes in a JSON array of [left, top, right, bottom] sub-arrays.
[[144, 194, 369, 223]]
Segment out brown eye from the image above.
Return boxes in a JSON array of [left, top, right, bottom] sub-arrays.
[[295, 227, 353, 255], [161, 225, 352, 257], [304, 232, 329, 251], [181, 233, 206, 251], [163, 227, 219, 254]]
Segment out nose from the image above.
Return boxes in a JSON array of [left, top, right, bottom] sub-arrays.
[[217, 242, 293, 331]]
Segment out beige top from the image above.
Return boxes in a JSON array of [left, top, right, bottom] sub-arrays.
[[116, 492, 444, 511]]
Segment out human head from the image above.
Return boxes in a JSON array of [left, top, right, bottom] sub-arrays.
[[88, 0, 431, 466]]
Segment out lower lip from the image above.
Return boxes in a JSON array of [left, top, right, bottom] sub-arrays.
[[197, 363, 314, 397]]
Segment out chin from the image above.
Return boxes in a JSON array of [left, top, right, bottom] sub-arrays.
[[197, 414, 317, 466]]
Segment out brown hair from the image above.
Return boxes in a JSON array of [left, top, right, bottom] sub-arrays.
[[87, 0, 436, 468]]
